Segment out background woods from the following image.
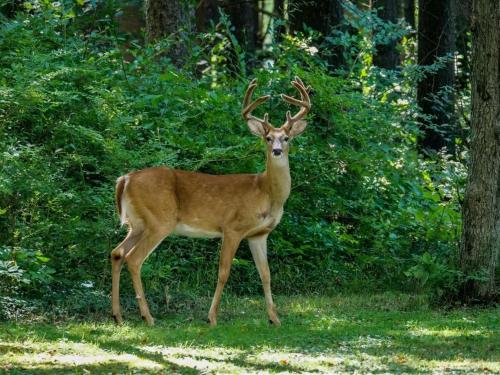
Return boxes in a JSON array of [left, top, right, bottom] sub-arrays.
[[0, 0, 498, 324]]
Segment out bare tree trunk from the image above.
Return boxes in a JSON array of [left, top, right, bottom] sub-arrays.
[[145, 0, 194, 64], [372, 0, 399, 69], [417, 0, 456, 153], [459, 0, 500, 304]]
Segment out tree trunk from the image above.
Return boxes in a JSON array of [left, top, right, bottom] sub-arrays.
[[372, 0, 399, 69], [145, 0, 194, 64], [459, 0, 500, 303], [223, 0, 260, 53], [289, 0, 345, 69], [417, 0, 456, 153]]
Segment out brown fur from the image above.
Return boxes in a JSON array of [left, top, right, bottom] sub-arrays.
[[119, 167, 286, 240]]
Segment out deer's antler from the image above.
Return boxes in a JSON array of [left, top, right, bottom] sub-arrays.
[[242, 79, 271, 129], [281, 76, 311, 129]]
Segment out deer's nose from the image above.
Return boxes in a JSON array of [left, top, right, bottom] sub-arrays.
[[272, 149, 283, 156]]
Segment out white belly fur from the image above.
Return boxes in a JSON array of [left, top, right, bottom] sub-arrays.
[[173, 224, 222, 238]]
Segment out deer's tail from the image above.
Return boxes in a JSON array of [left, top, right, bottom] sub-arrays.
[[115, 175, 128, 226]]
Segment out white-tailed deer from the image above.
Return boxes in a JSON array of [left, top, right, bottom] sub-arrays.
[[111, 77, 311, 326]]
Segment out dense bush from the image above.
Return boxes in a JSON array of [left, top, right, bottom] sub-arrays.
[[0, 2, 464, 315]]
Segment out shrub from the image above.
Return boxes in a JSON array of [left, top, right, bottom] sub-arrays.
[[0, 3, 463, 313]]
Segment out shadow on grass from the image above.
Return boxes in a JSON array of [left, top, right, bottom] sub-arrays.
[[1, 294, 498, 374]]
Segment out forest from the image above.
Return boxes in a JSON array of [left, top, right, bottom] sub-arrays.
[[0, 0, 498, 373]]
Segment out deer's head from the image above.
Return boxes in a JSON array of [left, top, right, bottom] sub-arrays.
[[242, 77, 311, 159]]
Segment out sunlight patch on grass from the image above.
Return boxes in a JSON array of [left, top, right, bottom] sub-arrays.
[[409, 327, 489, 338], [1, 341, 161, 372], [142, 346, 247, 373], [3, 339, 499, 374]]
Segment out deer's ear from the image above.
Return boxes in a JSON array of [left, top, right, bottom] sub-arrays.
[[247, 119, 267, 137], [288, 120, 308, 137]]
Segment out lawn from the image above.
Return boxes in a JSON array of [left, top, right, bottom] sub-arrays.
[[0, 293, 498, 374]]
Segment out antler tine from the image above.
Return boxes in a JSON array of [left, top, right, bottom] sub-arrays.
[[292, 76, 312, 96], [242, 78, 257, 109], [242, 79, 270, 124], [281, 76, 311, 124], [294, 76, 305, 89]]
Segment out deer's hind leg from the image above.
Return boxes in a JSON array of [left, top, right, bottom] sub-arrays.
[[124, 226, 173, 326], [111, 228, 142, 324]]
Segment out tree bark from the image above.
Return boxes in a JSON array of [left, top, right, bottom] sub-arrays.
[[145, 0, 194, 64], [417, 0, 456, 153], [459, 0, 499, 303], [372, 0, 399, 69], [289, 0, 345, 69]]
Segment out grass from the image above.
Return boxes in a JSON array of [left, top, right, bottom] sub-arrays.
[[0, 293, 498, 374]]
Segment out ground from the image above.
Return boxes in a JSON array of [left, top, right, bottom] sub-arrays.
[[0, 293, 498, 374]]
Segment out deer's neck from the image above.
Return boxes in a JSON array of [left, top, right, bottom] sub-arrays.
[[263, 153, 291, 206]]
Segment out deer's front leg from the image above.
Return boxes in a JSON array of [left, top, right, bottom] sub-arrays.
[[208, 233, 241, 326], [248, 235, 281, 326]]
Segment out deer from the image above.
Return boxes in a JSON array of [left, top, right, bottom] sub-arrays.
[[110, 77, 311, 327]]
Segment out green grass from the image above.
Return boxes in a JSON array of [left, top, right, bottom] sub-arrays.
[[0, 293, 498, 374]]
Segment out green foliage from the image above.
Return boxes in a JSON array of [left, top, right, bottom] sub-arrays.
[[405, 252, 462, 296], [0, 3, 465, 314]]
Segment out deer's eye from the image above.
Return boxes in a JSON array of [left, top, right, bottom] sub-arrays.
[[266, 136, 272, 142], [283, 136, 289, 142]]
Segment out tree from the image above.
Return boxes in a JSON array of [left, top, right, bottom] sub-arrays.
[[417, 0, 456, 152], [459, 0, 499, 303], [145, 0, 194, 64], [289, 0, 345, 69], [372, 0, 399, 69]]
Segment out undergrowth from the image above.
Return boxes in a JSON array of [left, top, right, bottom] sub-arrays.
[[0, 1, 465, 315]]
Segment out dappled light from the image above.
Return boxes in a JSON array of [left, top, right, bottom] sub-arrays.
[[1, 295, 498, 374]]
